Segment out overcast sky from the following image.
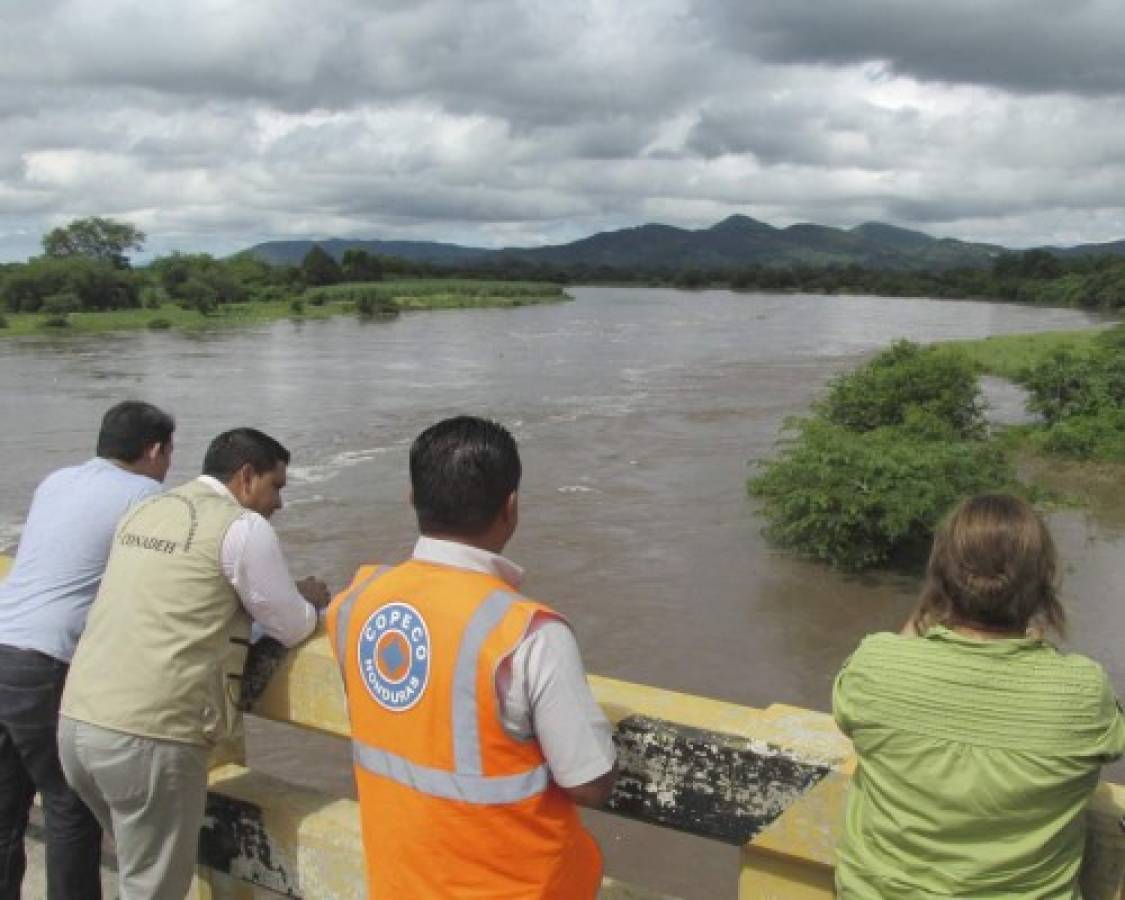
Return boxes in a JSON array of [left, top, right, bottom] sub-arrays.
[[3, 0, 1125, 262]]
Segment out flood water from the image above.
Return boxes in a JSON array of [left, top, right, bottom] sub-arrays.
[[0, 287, 1120, 898]]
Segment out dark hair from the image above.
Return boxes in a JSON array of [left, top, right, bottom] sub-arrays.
[[913, 494, 1064, 636], [96, 401, 175, 463], [202, 428, 291, 482], [410, 416, 521, 536]]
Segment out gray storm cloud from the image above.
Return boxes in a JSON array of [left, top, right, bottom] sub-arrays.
[[1, 0, 1124, 260]]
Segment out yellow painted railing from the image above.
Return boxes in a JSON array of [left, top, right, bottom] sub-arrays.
[[0, 555, 1120, 898], [199, 629, 1124, 899]]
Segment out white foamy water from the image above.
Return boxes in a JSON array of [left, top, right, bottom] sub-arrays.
[[287, 447, 393, 486]]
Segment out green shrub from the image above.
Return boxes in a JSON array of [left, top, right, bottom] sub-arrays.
[[749, 418, 1014, 570], [40, 314, 70, 328], [0, 313, 7, 329], [820, 340, 985, 438], [146, 318, 172, 330], [1019, 343, 1125, 422], [353, 290, 396, 317], [289, 299, 305, 315], [1034, 412, 1125, 462], [252, 285, 287, 303], [141, 286, 164, 309], [43, 292, 81, 315], [1094, 323, 1125, 353]]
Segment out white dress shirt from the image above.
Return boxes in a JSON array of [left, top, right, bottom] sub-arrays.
[[199, 476, 317, 648], [413, 536, 616, 788]]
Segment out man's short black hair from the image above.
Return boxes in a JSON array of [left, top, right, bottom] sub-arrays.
[[202, 428, 290, 482], [96, 401, 175, 463], [410, 416, 521, 536]]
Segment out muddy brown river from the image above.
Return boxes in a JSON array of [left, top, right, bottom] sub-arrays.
[[0, 287, 1120, 898]]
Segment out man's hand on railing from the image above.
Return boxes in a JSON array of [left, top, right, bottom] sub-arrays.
[[296, 576, 331, 609]]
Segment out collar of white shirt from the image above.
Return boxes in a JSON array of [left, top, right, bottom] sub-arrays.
[[198, 474, 239, 503], [412, 536, 525, 590]]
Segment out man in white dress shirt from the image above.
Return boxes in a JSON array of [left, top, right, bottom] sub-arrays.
[[58, 428, 329, 899]]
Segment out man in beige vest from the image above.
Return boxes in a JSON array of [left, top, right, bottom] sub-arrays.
[[57, 428, 330, 899]]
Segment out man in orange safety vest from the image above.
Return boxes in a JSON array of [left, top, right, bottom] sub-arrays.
[[328, 415, 617, 898]]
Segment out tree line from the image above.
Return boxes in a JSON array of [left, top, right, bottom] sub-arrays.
[[0, 219, 400, 319], [3, 217, 1125, 321]]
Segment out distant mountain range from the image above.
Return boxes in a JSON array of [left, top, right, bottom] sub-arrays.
[[243, 215, 1125, 272]]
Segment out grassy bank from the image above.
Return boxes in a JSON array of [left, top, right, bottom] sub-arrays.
[[935, 327, 1110, 379], [0, 278, 570, 338], [938, 322, 1125, 473], [305, 278, 568, 310]]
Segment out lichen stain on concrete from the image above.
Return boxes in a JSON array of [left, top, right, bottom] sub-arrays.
[[607, 715, 830, 845], [200, 793, 297, 895], [239, 637, 290, 710]]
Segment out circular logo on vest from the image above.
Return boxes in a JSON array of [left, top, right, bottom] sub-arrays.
[[356, 602, 430, 712]]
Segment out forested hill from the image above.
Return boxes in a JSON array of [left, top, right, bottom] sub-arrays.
[[243, 215, 1125, 273], [248, 237, 485, 267]]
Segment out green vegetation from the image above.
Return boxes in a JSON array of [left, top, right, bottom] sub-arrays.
[[0, 218, 569, 338], [937, 329, 1105, 379], [307, 279, 566, 310], [749, 342, 1017, 571], [41, 217, 145, 268], [820, 340, 985, 438], [752, 326, 1125, 570], [940, 325, 1125, 463], [749, 418, 1013, 571], [481, 247, 1125, 311], [0, 299, 351, 336]]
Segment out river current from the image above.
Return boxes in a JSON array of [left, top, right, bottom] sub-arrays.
[[0, 287, 1120, 897]]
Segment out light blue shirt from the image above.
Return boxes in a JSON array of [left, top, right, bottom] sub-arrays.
[[0, 458, 162, 662]]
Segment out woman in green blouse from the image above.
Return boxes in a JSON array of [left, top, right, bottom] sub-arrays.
[[834, 494, 1125, 898]]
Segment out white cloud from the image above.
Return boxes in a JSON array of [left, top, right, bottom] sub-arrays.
[[1, 0, 1124, 261]]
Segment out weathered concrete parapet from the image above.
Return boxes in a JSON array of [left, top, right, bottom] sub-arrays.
[[225, 626, 1125, 899], [1, 547, 1119, 898]]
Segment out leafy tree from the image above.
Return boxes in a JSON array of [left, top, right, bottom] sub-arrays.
[[150, 253, 248, 311], [820, 340, 985, 438], [1019, 347, 1125, 426], [749, 418, 1014, 570], [301, 245, 342, 287], [341, 248, 383, 282], [0, 256, 139, 312], [42, 217, 145, 268]]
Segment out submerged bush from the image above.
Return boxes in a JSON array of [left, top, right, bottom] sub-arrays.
[[1033, 412, 1125, 462], [1016, 334, 1125, 461], [820, 340, 985, 438], [749, 418, 1014, 570], [1019, 346, 1125, 425]]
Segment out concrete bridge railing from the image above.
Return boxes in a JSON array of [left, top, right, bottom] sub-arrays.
[[0, 554, 1120, 898], [191, 630, 1125, 899]]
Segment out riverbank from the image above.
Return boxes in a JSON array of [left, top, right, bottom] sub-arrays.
[[936, 327, 1110, 378], [0, 278, 570, 338], [937, 325, 1125, 512]]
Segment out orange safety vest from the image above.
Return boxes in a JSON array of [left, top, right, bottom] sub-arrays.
[[326, 559, 603, 899]]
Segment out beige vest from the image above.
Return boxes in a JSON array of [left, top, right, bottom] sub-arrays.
[[62, 479, 250, 747]]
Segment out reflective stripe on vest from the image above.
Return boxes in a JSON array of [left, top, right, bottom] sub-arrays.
[[352, 739, 549, 804], [334, 565, 392, 680], [339, 583, 549, 804]]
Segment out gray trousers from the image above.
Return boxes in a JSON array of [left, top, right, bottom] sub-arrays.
[[57, 718, 209, 900]]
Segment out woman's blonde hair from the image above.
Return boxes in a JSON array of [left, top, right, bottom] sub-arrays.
[[912, 494, 1064, 636]]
